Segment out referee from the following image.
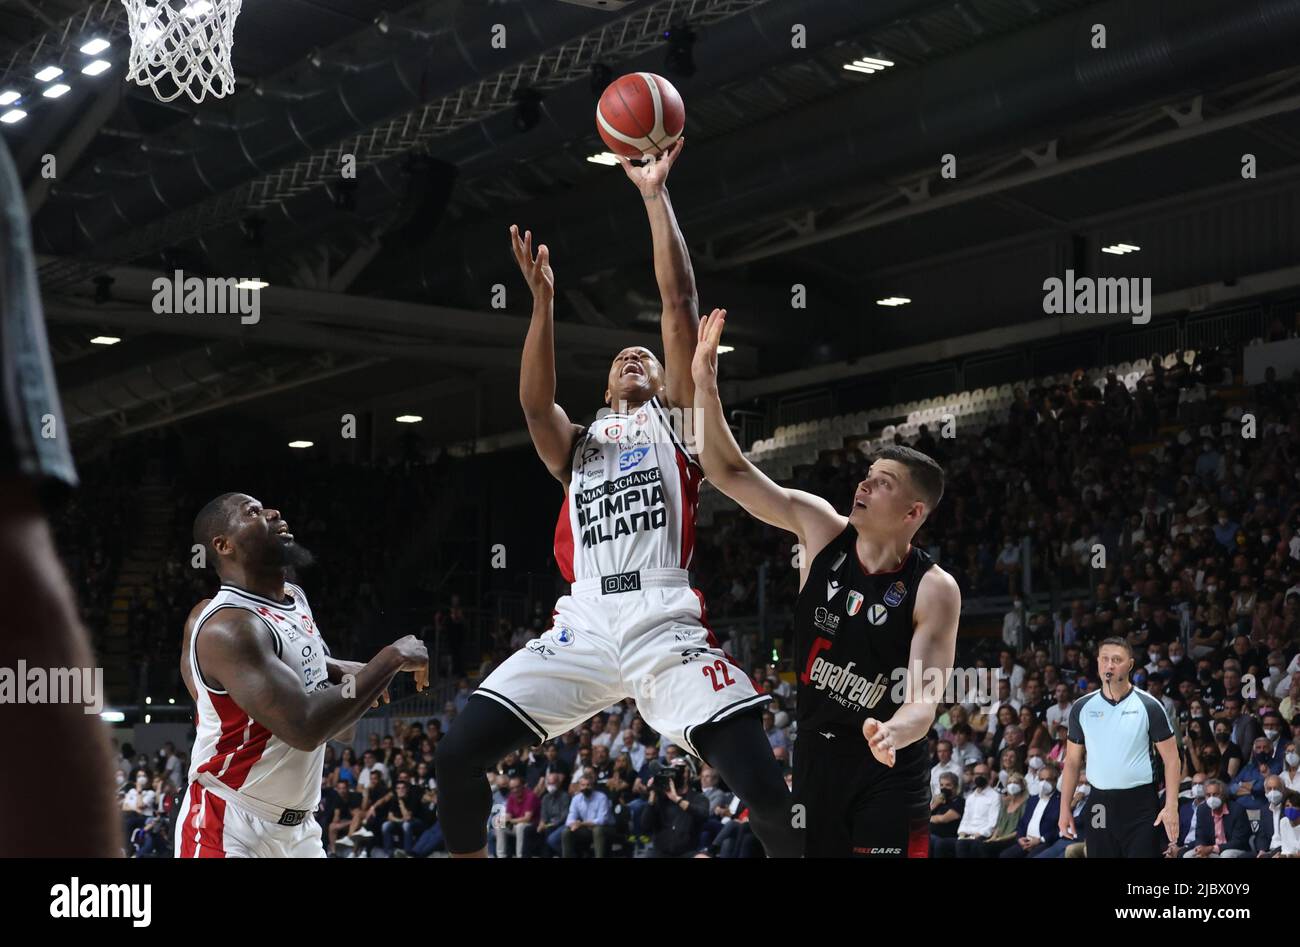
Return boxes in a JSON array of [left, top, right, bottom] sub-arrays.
[[1058, 638, 1181, 857]]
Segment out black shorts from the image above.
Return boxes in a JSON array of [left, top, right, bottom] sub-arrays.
[[1085, 783, 1162, 858], [0, 134, 77, 499], [794, 729, 930, 858]]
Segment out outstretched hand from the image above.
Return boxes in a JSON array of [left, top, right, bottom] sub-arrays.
[[691, 307, 727, 391], [617, 136, 684, 196], [509, 224, 554, 300]]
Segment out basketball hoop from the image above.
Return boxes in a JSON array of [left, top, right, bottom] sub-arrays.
[[120, 0, 243, 104]]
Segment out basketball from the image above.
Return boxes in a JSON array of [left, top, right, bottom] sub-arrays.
[[595, 72, 685, 158]]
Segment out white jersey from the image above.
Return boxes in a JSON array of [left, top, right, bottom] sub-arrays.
[[187, 581, 330, 813], [555, 396, 702, 582]]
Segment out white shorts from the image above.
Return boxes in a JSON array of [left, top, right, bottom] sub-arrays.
[[174, 780, 325, 858], [475, 568, 769, 757]]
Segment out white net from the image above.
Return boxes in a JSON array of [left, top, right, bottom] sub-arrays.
[[120, 0, 244, 104]]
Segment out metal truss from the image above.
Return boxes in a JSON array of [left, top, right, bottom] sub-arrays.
[[37, 0, 771, 292], [64, 346, 383, 436], [0, 1, 124, 88], [695, 65, 1300, 270]]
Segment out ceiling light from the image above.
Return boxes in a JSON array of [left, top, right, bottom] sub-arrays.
[[35, 65, 63, 82], [876, 296, 912, 307], [395, 415, 423, 423], [80, 38, 111, 55], [288, 440, 314, 449], [717, 345, 735, 354], [90, 336, 121, 345], [0, 109, 26, 124], [1101, 242, 1141, 255], [0, 91, 19, 106], [586, 152, 620, 166], [843, 56, 895, 75], [82, 60, 112, 76], [236, 279, 269, 290], [43, 83, 71, 98]]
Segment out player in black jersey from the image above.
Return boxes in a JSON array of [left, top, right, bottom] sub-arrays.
[[691, 311, 962, 857]]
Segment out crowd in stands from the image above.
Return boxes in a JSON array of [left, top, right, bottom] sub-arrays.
[[94, 326, 1300, 857]]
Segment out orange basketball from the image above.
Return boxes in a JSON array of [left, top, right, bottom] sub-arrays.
[[595, 72, 685, 158]]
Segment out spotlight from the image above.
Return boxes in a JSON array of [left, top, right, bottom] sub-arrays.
[[92, 275, 114, 303], [663, 24, 695, 78], [589, 62, 613, 96], [513, 87, 542, 132]]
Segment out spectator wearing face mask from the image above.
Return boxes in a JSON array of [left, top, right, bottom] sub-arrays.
[[537, 772, 571, 857], [1034, 775, 1090, 857], [1253, 774, 1288, 856], [1174, 773, 1210, 857], [1259, 711, 1289, 769], [1281, 742, 1300, 792], [1000, 763, 1061, 858], [121, 771, 155, 856], [1210, 720, 1244, 782], [932, 765, 1001, 857], [1183, 779, 1251, 857], [1275, 791, 1300, 857], [929, 772, 964, 850], [559, 774, 611, 858]]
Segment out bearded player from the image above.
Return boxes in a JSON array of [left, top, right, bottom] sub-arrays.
[[692, 309, 962, 858], [435, 139, 801, 859], [177, 493, 427, 857]]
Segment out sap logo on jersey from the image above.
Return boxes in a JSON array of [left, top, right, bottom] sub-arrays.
[[619, 446, 651, 471], [552, 626, 576, 647]]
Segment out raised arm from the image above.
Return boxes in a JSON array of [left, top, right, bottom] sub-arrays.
[[512, 224, 585, 484], [619, 138, 698, 408], [195, 610, 427, 751], [691, 309, 844, 569]]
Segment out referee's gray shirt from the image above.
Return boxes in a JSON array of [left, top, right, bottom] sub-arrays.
[[1067, 687, 1173, 790]]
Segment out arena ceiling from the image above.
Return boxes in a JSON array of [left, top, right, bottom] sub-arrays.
[[9, 0, 1300, 454]]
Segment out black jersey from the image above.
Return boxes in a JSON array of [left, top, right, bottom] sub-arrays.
[[794, 525, 935, 746]]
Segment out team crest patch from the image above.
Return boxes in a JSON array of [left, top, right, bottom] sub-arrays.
[[846, 590, 864, 616], [883, 580, 908, 608], [866, 603, 888, 626], [552, 626, 576, 646]]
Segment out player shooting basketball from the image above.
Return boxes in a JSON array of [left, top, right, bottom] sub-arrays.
[[435, 137, 802, 859]]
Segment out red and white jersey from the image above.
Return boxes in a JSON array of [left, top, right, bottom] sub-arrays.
[[554, 396, 702, 582], [187, 581, 329, 813]]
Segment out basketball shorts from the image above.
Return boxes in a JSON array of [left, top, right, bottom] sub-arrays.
[[174, 781, 325, 858], [475, 567, 769, 757], [794, 728, 931, 858], [1085, 783, 1162, 858], [0, 134, 77, 499]]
